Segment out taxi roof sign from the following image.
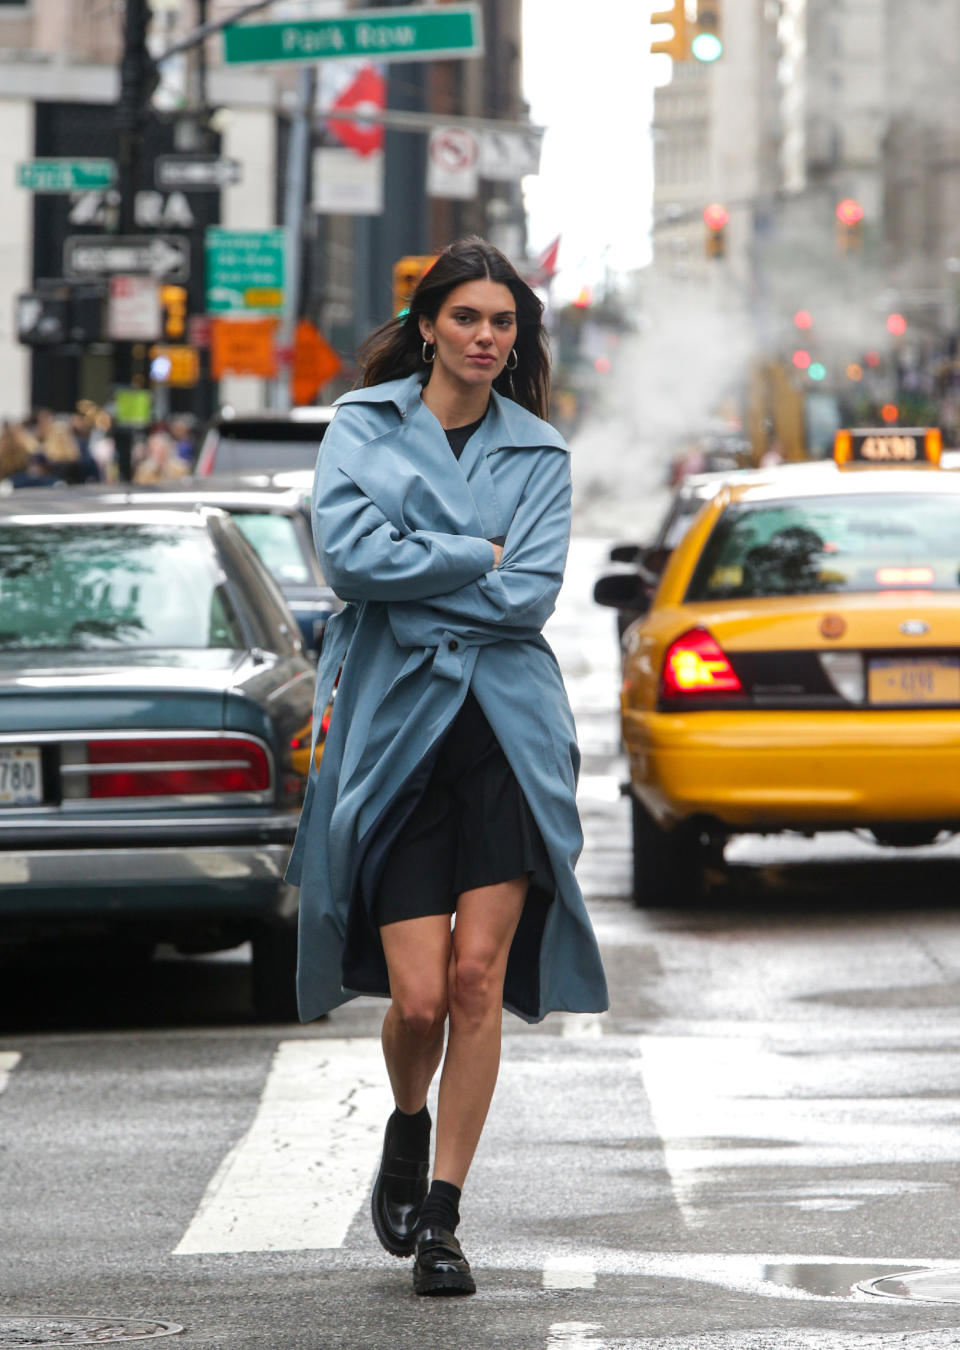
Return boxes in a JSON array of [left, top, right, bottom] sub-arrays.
[[834, 427, 942, 468]]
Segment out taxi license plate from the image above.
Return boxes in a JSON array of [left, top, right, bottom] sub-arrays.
[[868, 657, 960, 704], [0, 746, 43, 806]]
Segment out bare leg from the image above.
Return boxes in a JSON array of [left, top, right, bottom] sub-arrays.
[[380, 913, 452, 1113], [432, 877, 527, 1188]]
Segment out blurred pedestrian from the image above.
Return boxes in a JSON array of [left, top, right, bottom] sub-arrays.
[[8, 450, 61, 489], [287, 237, 608, 1297], [88, 409, 117, 481], [42, 419, 88, 485], [70, 405, 103, 482], [0, 423, 37, 483], [170, 417, 196, 467], [132, 427, 189, 483]]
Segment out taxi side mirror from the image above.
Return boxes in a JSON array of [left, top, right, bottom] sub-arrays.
[[593, 570, 652, 613], [638, 546, 670, 582], [609, 541, 644, 563]]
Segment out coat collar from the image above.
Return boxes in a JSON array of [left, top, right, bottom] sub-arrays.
[[335, 374, 568, 454]]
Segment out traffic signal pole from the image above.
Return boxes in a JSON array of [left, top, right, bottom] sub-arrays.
[[114, 0, 155, 480], [272, 66, 316, 411]]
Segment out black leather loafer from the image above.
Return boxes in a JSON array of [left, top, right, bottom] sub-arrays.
[[412, 1225, 477, 1296], [371, 1115, 429, 1258]]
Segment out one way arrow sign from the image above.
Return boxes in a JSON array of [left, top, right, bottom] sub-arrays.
[[64, 235, 190, 281]]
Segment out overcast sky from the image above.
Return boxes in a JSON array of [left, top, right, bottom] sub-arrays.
[[521, 0, 658, 296]]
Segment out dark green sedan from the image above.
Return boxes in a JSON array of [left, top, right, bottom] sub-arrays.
[[0, 499, 316, 1020]]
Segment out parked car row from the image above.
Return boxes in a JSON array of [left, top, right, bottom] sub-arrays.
[[1, 422, 338, 1019]]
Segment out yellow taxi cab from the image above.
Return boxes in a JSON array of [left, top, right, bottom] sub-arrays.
[[595, 427, 960, 904], [289, 696, 334, 778]]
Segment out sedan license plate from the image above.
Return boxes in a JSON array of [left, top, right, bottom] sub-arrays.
[[868, 657, 960, 704], [0, 746, 43, 806]]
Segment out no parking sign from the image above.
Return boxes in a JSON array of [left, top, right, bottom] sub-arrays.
[[426, 126, 479, 200]]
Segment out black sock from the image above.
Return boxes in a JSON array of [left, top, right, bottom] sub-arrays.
[[416, 1179, 461, 1234], [390, 1105, 431, 1159]]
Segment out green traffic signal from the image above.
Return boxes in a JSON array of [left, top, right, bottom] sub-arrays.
[[691, 31, 723, 61]]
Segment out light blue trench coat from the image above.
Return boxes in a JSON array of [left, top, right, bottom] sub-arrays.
[[286, 372, 609, 1024]]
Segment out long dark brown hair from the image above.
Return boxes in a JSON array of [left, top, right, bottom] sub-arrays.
[[357, 236, 551, 420]]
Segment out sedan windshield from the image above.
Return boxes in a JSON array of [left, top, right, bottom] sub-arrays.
[[0, 523, 245, 650], [232, 512, 312, 585], [687, 494, 960, 600]]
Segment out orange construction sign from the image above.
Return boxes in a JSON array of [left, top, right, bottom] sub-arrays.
[[291, 319, 342, 406], [210, 318, 278, 380]]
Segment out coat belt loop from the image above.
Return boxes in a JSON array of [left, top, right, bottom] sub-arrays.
[[431, 632, 466, 681]]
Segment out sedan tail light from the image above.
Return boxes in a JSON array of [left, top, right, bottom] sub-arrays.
[[660, 628, 743, 699], [62, 736, 271, 801]]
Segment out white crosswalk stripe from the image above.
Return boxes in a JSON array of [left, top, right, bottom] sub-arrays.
[[174, 1038, 393, 1255], [0, 1052, 20, 1092]]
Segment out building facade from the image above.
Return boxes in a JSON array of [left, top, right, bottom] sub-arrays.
[[0, 0, 529, 419]]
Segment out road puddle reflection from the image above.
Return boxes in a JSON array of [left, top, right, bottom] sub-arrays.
[[763, 1261, 927, 1297]]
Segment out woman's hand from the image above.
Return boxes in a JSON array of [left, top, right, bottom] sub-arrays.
[[489, 542, 504, 568]]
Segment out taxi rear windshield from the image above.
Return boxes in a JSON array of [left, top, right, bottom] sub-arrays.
[[687, 495, 960, 600]]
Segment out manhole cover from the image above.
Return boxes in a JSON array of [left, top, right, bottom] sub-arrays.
[[860, 1267, 960, 1303], [0, 1318, 182, 1347]]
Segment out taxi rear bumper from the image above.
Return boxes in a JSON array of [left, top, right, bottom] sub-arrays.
[[624, 707, 960, 831]]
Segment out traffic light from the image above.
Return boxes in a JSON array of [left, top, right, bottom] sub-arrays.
[[651, 1, 691, 60], [161, 285, 187, 340], [703, 203, 729, 258], [392, 255, 436, 316], [835, 199, 864, 254], [886, 313, 907, 337], [692, 0, 723, 62]]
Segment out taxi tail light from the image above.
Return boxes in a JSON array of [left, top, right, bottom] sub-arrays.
[[82, 736, 271, 798], [660, 628, 743, 699], [289, 702, 333, 754]]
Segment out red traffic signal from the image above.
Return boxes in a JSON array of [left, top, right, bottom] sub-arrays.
[[793, 310, 813, 331], [703, 203, 730, 230], [792, 349, 812, 371], [886, 313, 908, 337], [836, 198, 864, 227]]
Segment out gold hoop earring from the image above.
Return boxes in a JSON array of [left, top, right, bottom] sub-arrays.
[[506, 348, 518, 370], [421, 341, 435, 364]]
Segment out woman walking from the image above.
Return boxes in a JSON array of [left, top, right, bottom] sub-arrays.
[[286, 236, 608, 1296]]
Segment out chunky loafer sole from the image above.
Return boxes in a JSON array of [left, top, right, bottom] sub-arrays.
[[371, 1117, 429, 1258], [413, 1225, 477, 1296]]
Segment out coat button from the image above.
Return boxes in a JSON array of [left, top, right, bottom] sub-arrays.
[[447, 638, 459, 651]]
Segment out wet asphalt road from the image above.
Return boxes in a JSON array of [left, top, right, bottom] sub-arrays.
[[4, 538, 960, 1349]]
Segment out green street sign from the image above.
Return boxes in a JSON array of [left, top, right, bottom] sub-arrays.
[[16, 159, 116, 192], [205, 227, 286, 315], [224, 3, 482, 66]]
